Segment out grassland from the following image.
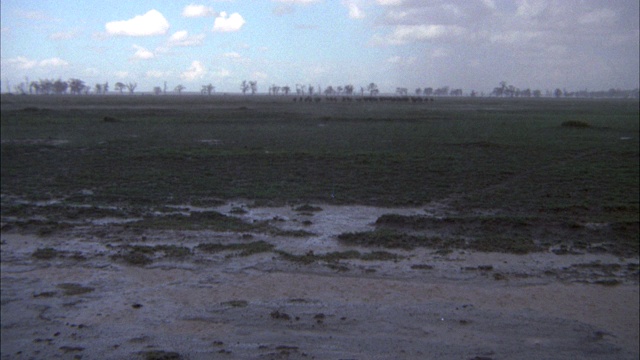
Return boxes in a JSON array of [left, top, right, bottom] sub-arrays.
[[1, 94, 638, 254]]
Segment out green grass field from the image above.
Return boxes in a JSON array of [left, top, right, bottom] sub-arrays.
[[1, 94, 638, 254]]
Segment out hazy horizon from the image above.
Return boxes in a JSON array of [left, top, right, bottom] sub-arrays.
[[1, 0, 638, 94]]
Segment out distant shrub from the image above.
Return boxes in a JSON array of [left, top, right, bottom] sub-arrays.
[[561, 120, 590, 128]]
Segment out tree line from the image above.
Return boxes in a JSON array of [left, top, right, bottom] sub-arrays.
[[4, 77, 639, 99]]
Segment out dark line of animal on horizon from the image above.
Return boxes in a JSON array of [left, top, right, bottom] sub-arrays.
[[291, 95, 435, 103]]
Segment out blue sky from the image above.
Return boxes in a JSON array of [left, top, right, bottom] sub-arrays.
[[1, 0, 638, 94]]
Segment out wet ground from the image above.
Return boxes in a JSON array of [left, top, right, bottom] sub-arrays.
[[1, 201, 638, 359]]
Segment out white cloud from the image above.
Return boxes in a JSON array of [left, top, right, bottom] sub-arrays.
[[344, 0, 365, 19], [105, 9, 169, 36], [168, 30, 205, 47], [132, 45, 154, 60], [182, 4, 216, 17], [38, 58, 69, 67], [377, 0, 403, 5], [579, 8, 616, 25], [273, 0, 321, 3], [146, 70, 171, 78], [387, 55, 416, 65], [211, 68, 231, 78], [213, 12, 246, 32], [5, 56, 69, 69], [6, 57, 38, 69], [181, 61, 207, 81], [253, 71, 268, 80], [50, 31, 77, 40], [374, 24, 467, 45], [223, 51, 242, 59], [114, 71, 130, 79]]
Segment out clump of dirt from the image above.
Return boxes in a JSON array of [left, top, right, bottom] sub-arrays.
[[140, 350, 183, 360], [196, 241, 274, 257], [103, 116, 121, 123], [32, 247, 60, 260], [56, 283, 95, 296], [294, 204, 323, 212], [561, 120, 591, 128]]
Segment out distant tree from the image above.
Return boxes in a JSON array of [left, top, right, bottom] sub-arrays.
[[126, 82, 137, 95], [164, 81, 167, 95], [95, 83, 103, 95], [174, 84, 185, 94], [241, 80, 249, 95], [344, 84, 354, 96], [367, 83, 379, 96], [153, 86, 162, 95], [324, 86, 335, 97], [115, 82, 126, 94], [533, 89, 542, 98], [201, 84, 214, 95], [434, 86, 449, 96], [337, 86, 344, 95], [450, 88, 463, 96], [68, 79, 85, 95], [415, 88, 422, 96], [423, 87, 433, 96], [249, 81, 257, 95], [395, 87, 408, 96], [53, 79, 68, 94], [282, 85, 291, 95], [103, 82, 109, 94], [521, 88, 531, 97], [308, 85, 314, 96], [554, 88, 563, 98], [470, 90, 477, 97], [13, 82, 27, 95], [29, 81, 41, 95]]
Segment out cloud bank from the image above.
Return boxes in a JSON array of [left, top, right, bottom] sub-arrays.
[[105, 9, 169, 36]]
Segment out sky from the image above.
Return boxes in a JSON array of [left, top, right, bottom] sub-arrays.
[[1, 0, 638, 94]]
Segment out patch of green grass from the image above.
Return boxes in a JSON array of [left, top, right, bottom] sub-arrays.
[[32, 247, 60, 260], [277, 249, 402, 264], [469, 236, 539, 254], [56, 283, 95, 296], [127, 211, 269, 233], [141, 350, 183, 360], [221, 300, 248, 308], [127, 245, 191, 258], [561, 120, 591, 128], [294, 204, 323, 212], [196, 240, 274, 257], [2, 96, 637, 254]]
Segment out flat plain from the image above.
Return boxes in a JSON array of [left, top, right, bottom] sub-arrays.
[[1, 94, 639, 359]]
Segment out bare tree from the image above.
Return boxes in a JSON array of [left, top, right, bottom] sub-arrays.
[[282, 85, 290, 95], [115, 82, 126, 94], [344, 84, 354, 96], [103, 82, 109, 94], [29, 81, 41, 95], [249, 81, 257, 95], [241, 80, 250, 95], [53, 79, 68, 94], [174, 84, 185, 94], [367, 83, 379, 96], [324, 86, 335, 97], [68, 79, 85, 95], [126, 82, 137, 95], [95, 83, 103, 95], [201, 84, 215, 95]]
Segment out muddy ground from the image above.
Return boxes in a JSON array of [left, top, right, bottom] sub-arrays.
[[1, 201, 638, 359]]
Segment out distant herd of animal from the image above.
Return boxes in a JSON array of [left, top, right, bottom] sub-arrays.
[[292, 96, 435, 103]]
